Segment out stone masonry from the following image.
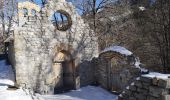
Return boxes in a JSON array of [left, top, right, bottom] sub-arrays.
[[119, 76, 170, 100], [94, 46, 141, 93], [8, 0, 98, 94]]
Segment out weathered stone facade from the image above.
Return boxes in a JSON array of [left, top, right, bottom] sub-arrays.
[[94, 47, 141, 93], [9, 0, 98, 94], [119, 76, 170, 100]]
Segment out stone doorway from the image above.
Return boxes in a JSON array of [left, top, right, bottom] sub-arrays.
[[53, 50, 75, 93], [109, 57, 125, 93]]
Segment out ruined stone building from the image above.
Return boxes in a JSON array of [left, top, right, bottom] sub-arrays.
[[6, 0, 143, 95], [7, 0, 98, 94]]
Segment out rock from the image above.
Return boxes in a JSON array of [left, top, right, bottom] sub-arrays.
[[129, 86, 136, 91], [162, 95, 170, 100], [142, 82, 150, 90], [140, 76, 152, 83], [152, 77, 158, 86], [149, 86, 169, 97], [158, 79, 170, 88], [135, 81, 142, 88]]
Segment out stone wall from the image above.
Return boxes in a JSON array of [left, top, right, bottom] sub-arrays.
[[119, 76, 170, 100], [10, 0, 98, 94], [79, 60, 95, 87], [94, 50, 140, 93]]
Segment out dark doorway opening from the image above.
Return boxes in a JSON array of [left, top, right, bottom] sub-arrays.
[[53, 50, 75, 94]]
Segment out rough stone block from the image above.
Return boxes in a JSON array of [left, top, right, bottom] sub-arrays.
[[158, 79, 170, 88], [122, 92, 129, 98], [152, 77, 159, 86], [137, 88, 148, 95], [129, 86, 137, 91], [149, 86, 168, 97], [125, 90, 132, 96], [147, 96, 158, 100], [118, 96, 123, 100], [162, 95, 170, 100], [140, 76, 152, 84], [142, 82, 150, 90], [135, 94, 147, 100], [129, 97, 137, 100], [135, 81, 142, 88]]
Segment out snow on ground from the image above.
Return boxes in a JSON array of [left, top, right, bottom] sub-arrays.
[[142, 72, 170, 79], [0, 60, 15, 88], [0, 60, 118, 100], [41, 86, 118, 100], [0, 60, 33, 100], [101, 46, 133, 56], [0, 88, 33, 100]]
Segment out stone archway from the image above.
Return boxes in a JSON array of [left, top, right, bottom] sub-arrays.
[[97, 46, 141, 93], [99, 51, 127, 92], [53, 50, 75, 93]]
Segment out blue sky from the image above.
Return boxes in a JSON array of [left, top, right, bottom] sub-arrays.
[[17, 0, 114, 15], [17, 0, 42, 5], [18, 0, 108, 7], [18, 0, 156, 6]]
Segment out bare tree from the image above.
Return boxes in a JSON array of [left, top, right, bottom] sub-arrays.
[[0, 0, 17, 55], [72, 0, 119, 51], [137, 0, 170, 73]]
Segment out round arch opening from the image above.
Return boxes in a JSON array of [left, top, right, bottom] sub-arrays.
[[51, 10, 72, 31]]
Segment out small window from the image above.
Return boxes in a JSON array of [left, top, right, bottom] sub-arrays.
[[23, 8, 28, 17], [31, 9, 36, 16], [51, 10, 72, 31]]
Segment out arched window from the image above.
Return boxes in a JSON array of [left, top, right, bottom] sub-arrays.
[[23, 8, 28, 17], [31, 9, 36, 16], [51, 10, 72, 31]]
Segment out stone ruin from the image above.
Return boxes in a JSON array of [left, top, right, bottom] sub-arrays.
[[6, 0, 161, 98], [7, 0, 98, 94], [119, 74, 170, 100], [94, 46, 141, 93], [7, 1, 142, 93]]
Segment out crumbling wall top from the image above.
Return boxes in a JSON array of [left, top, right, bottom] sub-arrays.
[[18, 1, 41, 17]]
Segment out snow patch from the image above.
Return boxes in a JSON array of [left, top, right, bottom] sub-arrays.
[[0, 79, 14, 86], [101, 46, 133, 56], [134, 57, 148, 73], [136, 77, 140, 80], [119, 94, 122, 97], [102, 46, 149, 73], [139, 6, 146, 11], [142, 72, 170, 79], [41, 86, 118, 100], [126, 86, 129, 90], [131, 82, 135, 86]]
